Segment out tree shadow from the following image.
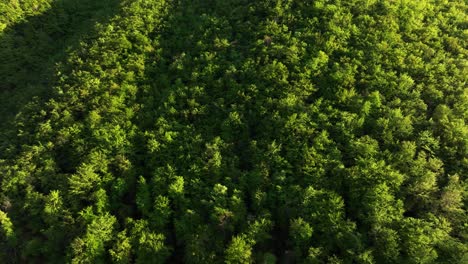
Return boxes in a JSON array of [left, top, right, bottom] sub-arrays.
[[0, 0, 121, 153]]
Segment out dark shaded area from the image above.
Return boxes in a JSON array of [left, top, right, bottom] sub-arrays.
[[0, 1, 121, 261], [0, 0, 121, 156]]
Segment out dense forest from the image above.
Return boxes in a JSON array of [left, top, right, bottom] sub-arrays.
[[0, 0, 467, 263]]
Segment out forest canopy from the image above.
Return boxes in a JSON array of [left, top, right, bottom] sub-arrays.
[[0, 0, 467, 263]]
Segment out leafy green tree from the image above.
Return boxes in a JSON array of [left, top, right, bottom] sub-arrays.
[[109, 231, 132, 264], [225, 235, 253, 264], [70, 213, 116, 263]]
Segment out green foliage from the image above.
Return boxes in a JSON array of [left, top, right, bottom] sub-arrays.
[[0, 0, 466, 262], [70, 213, 116, 263], [225, 235, 253, 264], [109, 231, 132, 264], [0, 210, 15, 244]]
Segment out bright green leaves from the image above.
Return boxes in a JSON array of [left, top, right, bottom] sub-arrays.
[[203, 137, 225, 175], [135, 232, 171, 263], [0, 210, 15, 244], [69, 164, 101, 197], [152, 195, 171, 229], [376, 107, 414, 144], [70, 213, 116, 263], [439, 174, 465, 219], [301, 187, 347, 230], [0, 210, 16, 261], [209, 184, 239, 231], [347, 158, 404, 223], [169, 176, 185, 197], [399, 218, 443, 264], [109, 220, 172, 264], [43, 190, 63, 220], [109, 231, 132, 264], [225, 235, 253, 264]]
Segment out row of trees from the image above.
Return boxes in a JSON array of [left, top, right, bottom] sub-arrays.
[[1, 0, 467, 263]]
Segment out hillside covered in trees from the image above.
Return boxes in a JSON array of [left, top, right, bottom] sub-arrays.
[[0, 0, 467, 263]]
